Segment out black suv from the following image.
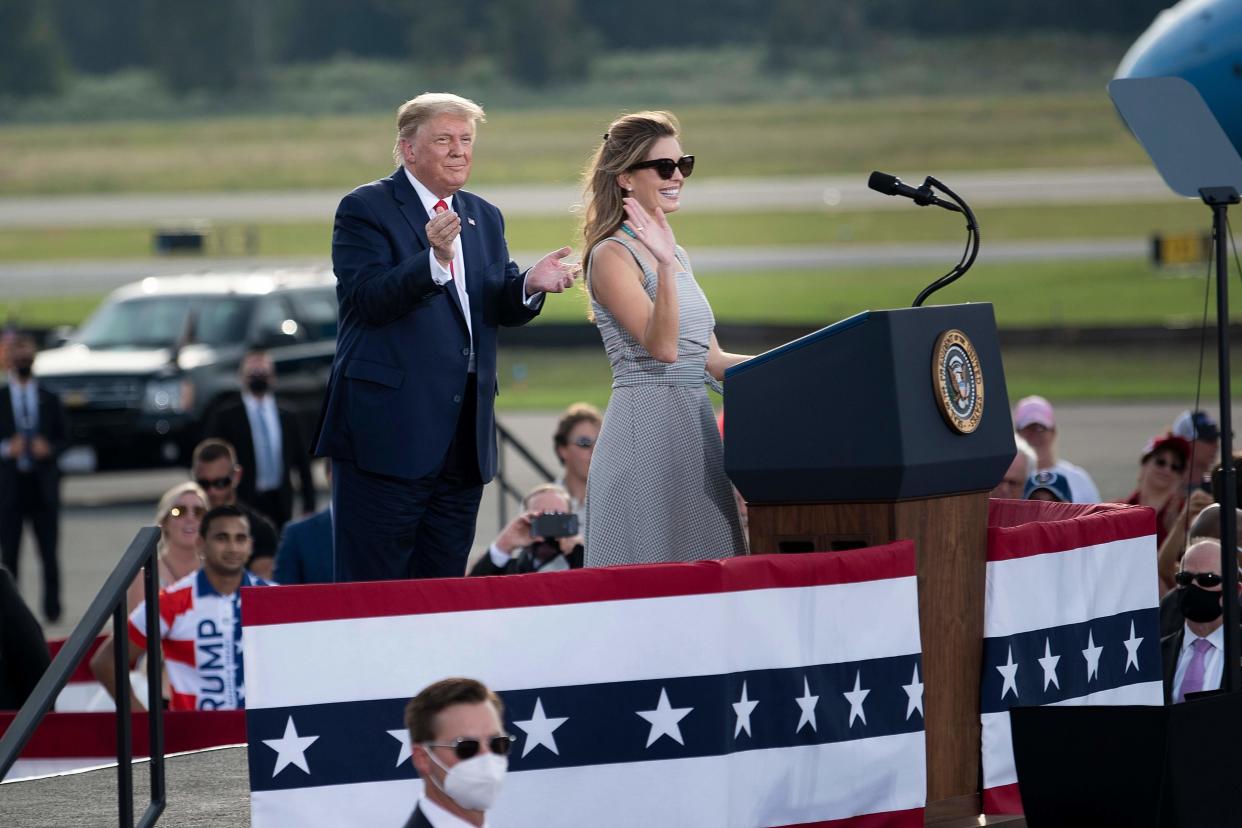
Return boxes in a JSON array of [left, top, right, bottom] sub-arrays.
[[36, 269, 338, 472]]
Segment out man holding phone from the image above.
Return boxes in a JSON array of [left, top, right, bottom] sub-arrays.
[[469, 484, 582, 575]]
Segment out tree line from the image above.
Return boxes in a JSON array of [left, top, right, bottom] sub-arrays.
[[3, 0, 1173, 98]]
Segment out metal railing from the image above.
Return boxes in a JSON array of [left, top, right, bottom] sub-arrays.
[[494, 420, 556, 529], [0, 526, 165, 827]]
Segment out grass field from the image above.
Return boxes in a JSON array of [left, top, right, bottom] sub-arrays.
[[493, 341, 1241, 410], [0, 200, 1209, 263], [0, 93, 1149, 196], [3, 257, 1232, 330]]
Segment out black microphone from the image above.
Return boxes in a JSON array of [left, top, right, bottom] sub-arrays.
[[867, 171, 962, 213]]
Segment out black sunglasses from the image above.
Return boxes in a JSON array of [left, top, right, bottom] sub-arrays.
[[628, 155, 695, 180], [572, 435, 596, 449], [425, 734, 514, 760], [196, 476, 234, 491], [1176, 570, 1223, 589]]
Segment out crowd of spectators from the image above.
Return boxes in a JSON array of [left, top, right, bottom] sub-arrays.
[[4, 327, 1241, 717], [990, 396, 1241, 704]]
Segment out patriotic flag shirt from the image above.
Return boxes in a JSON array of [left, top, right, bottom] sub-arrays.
[[129, 569, 273, 711]]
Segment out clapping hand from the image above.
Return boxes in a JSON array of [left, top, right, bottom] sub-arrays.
[[425, 208, 460, 267], [623, 197, 676, 266], [526, 246, 578, 296]]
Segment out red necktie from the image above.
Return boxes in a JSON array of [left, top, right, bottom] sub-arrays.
[[433, 200, 455, 276]]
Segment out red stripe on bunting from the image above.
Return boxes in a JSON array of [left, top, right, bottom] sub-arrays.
[[982, 782, 1023, 814], [0, 710, 246, 758], [47, 635, 107, 684], [243, 542, 917, 627], [986, 499, 1156, 562], [772, 807, 925, 828]]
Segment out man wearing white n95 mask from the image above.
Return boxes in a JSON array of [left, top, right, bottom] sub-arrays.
[[405, 677, 514, 827]]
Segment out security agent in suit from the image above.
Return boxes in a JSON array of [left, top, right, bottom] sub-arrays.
[[202, 348, 316, 531], [403, 677, 513, 828], [0, 334, 68, 622], [1161, 540, 1242, 703], [315, 92, 576, 582]]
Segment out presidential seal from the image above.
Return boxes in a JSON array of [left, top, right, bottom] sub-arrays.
[[932, 329, 983, 434]]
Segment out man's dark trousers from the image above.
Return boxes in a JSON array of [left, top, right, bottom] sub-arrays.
[[332, 375, 483, 581]]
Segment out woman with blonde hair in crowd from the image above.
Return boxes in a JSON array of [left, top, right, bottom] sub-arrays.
[[125, 482, 207, 610], [578, 110, 749, 567]]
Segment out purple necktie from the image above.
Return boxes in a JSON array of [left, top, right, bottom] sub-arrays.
[[1178, 637, 1213, 703]]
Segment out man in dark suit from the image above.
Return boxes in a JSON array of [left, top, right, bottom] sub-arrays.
[[202, 348, 315, 531], [315, 92, 576, 582], [0, 334, 67, 622], [403, 677, 511, 828], [1161, 539, 1241, 703], [274, 461, 333, 585]]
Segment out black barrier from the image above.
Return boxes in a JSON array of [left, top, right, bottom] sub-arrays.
[[0, 527, 165, 828]]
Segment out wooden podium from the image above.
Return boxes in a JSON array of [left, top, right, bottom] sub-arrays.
[[724, 304, 1014, 821]]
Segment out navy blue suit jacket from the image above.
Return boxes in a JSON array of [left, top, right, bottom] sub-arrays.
[[272, 509, 333, 585], [314, 168, 540, 481]]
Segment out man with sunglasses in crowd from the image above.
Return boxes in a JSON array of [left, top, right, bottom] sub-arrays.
[[1162, 539, 1242, 703], [190, 438, 279, 579], [404, 677, 514, 827], [315, 92, 578, 584]]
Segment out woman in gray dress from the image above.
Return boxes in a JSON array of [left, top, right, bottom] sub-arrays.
[[578, 111, 750, 567]]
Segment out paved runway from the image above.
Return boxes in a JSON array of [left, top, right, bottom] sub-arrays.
[[0, 238, 1148, 299], [0, 167, 1177, 228], [10, 402, 1240, 641]]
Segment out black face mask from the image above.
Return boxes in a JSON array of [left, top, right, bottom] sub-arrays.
[[1179, 584, 1224, 624], [13, 360, 33, 380], [246, 375, 271, 395]]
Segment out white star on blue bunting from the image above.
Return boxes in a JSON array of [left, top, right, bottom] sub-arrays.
[[997, 646, 1020, 701], [636, 687, 693, 748], [386, 728, 411, 767], [902, 664, 924, 720], [794, 676, 819, 733], [1123, 620, 1143, 672], [513, 697, 569, 757], [1038, 638, 1061, 691], [263, 716, 319, 777], [843, 671, 870, 727], [732, 681, 760, 738], [1082, 629, 1103, 682]]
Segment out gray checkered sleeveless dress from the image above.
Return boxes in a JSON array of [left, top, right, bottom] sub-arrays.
[[583, 235, 746, 567]]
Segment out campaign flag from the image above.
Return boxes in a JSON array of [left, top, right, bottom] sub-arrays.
[[981, 501, 1164, 813], [244, 543, 927, 827]]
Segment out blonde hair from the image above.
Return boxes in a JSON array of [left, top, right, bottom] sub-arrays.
[[154, 482, 208, 553], [579, 111, 680, 282], [392, 92, 487, 165]]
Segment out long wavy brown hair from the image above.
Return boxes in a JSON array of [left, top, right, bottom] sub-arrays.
[[579, 111, 681, 291]]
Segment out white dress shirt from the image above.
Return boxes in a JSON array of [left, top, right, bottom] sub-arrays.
[[241, 391, 283, 493], [417, 795, 490, 828], [403, 169, 543, 376], [1172, 622, 1225, 702]]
